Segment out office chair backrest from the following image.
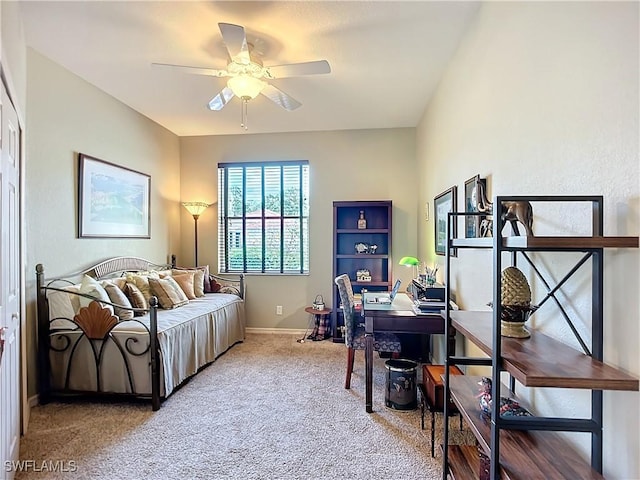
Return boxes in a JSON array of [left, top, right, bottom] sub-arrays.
[[334, 274, 356, 347]]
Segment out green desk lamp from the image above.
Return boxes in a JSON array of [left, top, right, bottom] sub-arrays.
[[399, 256, 420, 280]]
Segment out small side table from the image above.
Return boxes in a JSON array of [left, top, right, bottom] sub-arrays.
[[302, 306, 332, 341], [419, 365, 464, 457]]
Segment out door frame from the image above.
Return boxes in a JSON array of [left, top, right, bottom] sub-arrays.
[[1, 63, 27, 434]]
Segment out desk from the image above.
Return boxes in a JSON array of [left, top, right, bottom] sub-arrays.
[[362, 292, 449, 413]]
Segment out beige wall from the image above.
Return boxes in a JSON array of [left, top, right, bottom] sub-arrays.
[[416, 2, 639, 478], [24, 49, 181, 396], [179, 129, 418, 330]]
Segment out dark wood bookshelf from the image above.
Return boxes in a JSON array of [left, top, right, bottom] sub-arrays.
[[449, 375, 603, 480], [450, 311, 639, 391], [332, 201, 392, 342]]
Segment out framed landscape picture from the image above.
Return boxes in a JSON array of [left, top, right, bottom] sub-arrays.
[[78, 153, 151, 238], [434, 185, 457, 256]]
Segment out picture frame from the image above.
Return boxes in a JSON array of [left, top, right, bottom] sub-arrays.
[[434, 185, 457, 256], [464, 175, 487, 238], [78, 153, 151, 238]]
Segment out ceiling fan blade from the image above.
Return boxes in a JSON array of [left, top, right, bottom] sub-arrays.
[[260, 84, 302, 111], [265, 60, 331, 79], [152, 62, 228, 77], [208, 87, 235, 111], [218, 23, 250, 64]]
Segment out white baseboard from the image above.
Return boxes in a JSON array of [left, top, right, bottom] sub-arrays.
[[246, 327, 307, 335]]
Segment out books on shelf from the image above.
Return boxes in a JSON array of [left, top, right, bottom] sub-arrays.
[[339, 293, 362, 311]]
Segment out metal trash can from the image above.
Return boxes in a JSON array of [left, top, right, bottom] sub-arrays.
[[385, 359, 418, 410]]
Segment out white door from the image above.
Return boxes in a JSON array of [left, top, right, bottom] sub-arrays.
[[0, 80, 21, 480]]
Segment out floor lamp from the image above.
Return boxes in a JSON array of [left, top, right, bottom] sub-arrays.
[[182, 202, 212, 266]]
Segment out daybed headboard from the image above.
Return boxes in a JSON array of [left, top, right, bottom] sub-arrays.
[[37, 254, 245, 298], [88, 256, 171, 279]]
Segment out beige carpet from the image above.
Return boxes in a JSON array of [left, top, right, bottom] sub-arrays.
[[17, 334, 471, 480]]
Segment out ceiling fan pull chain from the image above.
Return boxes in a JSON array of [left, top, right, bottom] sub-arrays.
[[241, 98, 249, 130]]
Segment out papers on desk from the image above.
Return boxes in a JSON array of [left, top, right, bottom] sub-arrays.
[[412, 299, 458, 315]]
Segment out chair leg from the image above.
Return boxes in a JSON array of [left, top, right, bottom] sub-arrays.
[[345, 347, 355, 389]]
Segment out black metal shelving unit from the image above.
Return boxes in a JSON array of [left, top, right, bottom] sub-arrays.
[[441, 195, 639, 480]]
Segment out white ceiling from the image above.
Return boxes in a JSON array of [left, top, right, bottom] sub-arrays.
[[19, 1, 480, 137]]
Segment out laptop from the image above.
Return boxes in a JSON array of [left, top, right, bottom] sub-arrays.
[[366, 279, 402, 304]]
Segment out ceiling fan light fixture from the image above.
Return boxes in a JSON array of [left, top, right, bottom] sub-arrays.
[[227, 75, 266, 100]]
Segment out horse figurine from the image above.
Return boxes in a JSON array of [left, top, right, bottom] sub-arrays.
[[475, 182, 533, 236], [501, 201, 534, 236]]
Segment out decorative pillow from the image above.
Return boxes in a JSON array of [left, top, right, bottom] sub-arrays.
[[196, 265, 212, 293], [219, 285, 242, 297], [47, 289, 76, 321], [79, 275, 112, 311], [64, 285, 82, 314], [209, 277, 222, 293], [172, 267, 207, 297], [149, 277, 189, 309], [101, 277, 127, 291], [155, 269, 173, 278], [104, 283, 134, 320], [124, 282, 148, 315], [125, 272, 159, 302], [171, 271, 196, 300]]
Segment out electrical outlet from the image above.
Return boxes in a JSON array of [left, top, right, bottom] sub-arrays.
[[276, 305, 283, 315]]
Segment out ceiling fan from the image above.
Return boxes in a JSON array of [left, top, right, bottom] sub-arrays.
[[153, 22, 331, 129]]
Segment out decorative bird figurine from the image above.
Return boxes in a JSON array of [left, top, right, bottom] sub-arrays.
[[477, 377, 533, 417]]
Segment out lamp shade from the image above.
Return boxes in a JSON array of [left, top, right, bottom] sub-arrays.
[[399, 256, 420, 267], [182, 202, 212, 218], [227, 75, 266, 99]]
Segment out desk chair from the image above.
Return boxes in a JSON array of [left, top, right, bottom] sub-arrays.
[[334, 274, 402, 389]]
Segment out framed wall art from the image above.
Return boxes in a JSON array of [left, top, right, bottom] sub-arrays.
[[464, 174, 487, 238], [434, 185, 457, 256], [78, 153, 151, 238]]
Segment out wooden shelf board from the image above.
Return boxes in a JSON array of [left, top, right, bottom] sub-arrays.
[[503, 236, 639, 249], [451, 311, 639, 391], [336, 254, 389, 259], [352, 281, 389, 287], [451, 236, 639, 250], [445, 444, 494, 480], [449, 375, 603, 480], [451, 237, 493, 249], [336, 228, 389, 234]]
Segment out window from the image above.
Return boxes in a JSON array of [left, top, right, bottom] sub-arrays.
[[218, 161, 309, 274]]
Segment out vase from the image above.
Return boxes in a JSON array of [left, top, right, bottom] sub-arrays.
[[500, 305, 538, 338]]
